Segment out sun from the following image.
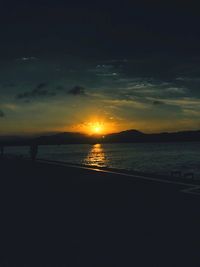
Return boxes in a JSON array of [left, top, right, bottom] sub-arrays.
[[89, 122, 104, 135], [71, 118, 117, 135], [93, 125, 102, 134]]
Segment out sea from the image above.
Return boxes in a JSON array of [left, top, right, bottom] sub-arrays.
[[4, 142, 200, 179]]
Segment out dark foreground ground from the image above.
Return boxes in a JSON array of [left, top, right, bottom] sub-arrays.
[[0, 158, 200, 266]]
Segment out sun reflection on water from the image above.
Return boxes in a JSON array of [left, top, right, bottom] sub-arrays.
[[84, 144, 107, 167]]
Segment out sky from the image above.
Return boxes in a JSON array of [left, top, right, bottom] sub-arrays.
[[1, 0, 200, 135]]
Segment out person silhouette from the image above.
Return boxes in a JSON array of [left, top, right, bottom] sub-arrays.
[[30, 143, 38, 161]]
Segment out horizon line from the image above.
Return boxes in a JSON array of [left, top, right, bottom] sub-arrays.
[[1, 128, 200, 138]]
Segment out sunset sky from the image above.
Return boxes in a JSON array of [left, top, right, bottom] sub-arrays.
[[1, 1, 200, 135]]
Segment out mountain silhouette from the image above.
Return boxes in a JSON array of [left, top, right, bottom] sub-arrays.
[[104, 129, 200, 143], [1, 129, 200, 146]]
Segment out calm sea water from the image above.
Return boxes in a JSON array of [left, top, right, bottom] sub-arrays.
[[4, 142, 200, 179]]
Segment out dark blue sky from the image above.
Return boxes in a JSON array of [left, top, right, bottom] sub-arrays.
[[1, 1, 200, 59]]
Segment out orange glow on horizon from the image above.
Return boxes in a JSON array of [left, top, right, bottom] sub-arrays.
[[70, 117, 118, 135]]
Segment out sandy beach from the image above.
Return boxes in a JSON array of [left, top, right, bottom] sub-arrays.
[[0, 158, 200, 266]]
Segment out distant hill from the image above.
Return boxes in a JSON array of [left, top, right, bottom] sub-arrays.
[[35, 132, 93, 145], [105, 129, 145, 143], [104, 129, 200, 143], [1, 129, 200, 146]]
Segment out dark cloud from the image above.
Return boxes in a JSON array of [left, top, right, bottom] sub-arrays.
[[68, 86, 86, 96], [17, 87, 56, 100], [0, 110, 5, 117], [37, 82, 48, 89], [153, 100, 165, 106], [16, 84, 87, 101]]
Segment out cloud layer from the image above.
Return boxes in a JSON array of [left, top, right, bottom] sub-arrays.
[[1, 55, 200, 134], [68, 86, 86, 96]]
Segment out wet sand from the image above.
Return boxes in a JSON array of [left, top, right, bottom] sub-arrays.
[[0, 158, 200, 266]]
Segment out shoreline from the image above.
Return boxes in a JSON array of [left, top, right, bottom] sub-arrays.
[[3, 141, 200, 182], [11, 155, 200, 186]]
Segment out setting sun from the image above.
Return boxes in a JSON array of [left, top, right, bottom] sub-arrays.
[[89, 122, 104, 135], [70, 116, 118, 135]]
